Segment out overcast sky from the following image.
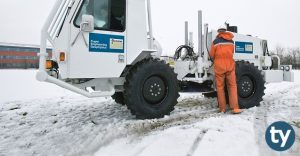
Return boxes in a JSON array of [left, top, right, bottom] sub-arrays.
[[0, 0, 299, 54]]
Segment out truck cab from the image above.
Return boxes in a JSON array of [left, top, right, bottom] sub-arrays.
[[46, 0, 157, 79]]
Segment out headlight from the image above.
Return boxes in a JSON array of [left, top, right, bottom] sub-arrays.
[[285, 66, 290, 71], [280, 66, 284, 70], [46, 60, 53, 69], [59, 52, 66, 62]]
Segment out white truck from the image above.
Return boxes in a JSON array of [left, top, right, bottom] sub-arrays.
[[37, 0, 294, 119]]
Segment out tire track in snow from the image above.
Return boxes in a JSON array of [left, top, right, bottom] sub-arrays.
[[1, 94, 221, 156], [91, 111, 221, 156], [186, 129, 208, 156], [76, 97, 223, 155]]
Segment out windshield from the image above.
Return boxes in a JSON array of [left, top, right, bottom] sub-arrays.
[[74, 0, 125, 31]]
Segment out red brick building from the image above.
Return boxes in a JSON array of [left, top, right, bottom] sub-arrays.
[[0, 42, 52, 69]]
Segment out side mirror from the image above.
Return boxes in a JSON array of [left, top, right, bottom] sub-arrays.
[[80, 15, 94, 32]]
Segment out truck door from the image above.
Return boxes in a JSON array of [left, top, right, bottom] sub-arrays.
[[69, 0, 126, 78]]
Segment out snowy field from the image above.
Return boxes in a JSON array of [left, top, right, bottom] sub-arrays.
[[0, 70, 299, 156]]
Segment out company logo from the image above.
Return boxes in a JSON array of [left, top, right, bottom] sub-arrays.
[[265, 121, 295, 151], [110, 38, 124, 50], [235, 41, 253, 54]]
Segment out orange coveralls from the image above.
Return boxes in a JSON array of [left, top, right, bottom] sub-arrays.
[[209, 32, 240, 112]]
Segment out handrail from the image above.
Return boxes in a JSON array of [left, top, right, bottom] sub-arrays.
[[51, 0, 71, 39], [271, 55, 281, 70], [39, 0, 65, 71], [48, 0, 68, 36], [39, 0, 73, 71]]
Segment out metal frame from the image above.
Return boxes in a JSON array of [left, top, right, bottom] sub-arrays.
[[198, 11, 203, 57], [147, 0, 154, 49], [177, 10, 211, 83], [185, 21, 188, 46], [175, 10, 294, 86]]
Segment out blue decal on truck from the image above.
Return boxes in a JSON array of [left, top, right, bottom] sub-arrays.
[[89, 33, 124, 53], [235, 41, 253, 54]]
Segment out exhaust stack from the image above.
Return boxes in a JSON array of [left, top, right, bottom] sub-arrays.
[[198, 10, 203, 57], [185, 21, 189, 45]]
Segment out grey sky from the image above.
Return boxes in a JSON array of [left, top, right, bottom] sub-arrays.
[[0, 0, 299, 54]]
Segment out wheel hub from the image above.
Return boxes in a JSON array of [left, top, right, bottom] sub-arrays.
[[143, 76, 166, 104], [239, 75, 255, 98]]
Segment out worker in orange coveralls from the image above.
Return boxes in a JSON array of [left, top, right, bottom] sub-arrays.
[[209, 25, 242, 114]]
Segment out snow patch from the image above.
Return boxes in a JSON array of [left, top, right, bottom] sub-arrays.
[[94, 115, 259, 156], [0, 70, 78, 103]]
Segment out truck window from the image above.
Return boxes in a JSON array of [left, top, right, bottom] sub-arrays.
[[74, 0, 125, 32]]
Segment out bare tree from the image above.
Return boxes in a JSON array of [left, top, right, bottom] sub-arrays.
[[275, 45, 285, 58], [283, 48, 300, 69], [290, 48, 297, 65], [295, 48, 300, 69], [271, 46, 300, 69], [296, 48, 300, 59]]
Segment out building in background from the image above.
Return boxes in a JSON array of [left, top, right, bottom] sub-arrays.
[[0, 42, 52, 69]]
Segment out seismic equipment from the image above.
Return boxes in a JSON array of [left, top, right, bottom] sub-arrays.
[[37, 0, 294, 119]]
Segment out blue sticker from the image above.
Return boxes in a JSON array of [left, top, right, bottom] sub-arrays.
[[235, 41, 253, 54], [89, 33, 125, 53]]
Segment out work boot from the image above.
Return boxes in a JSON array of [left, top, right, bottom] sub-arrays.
[[231, 109, 242, 114], [219, 109, 226, 113]]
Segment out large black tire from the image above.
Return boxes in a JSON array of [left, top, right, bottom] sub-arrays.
[[111, 92, 125, 105], [204, 61, 265, 109], [124, 58, 180, 119], [235, 61, 265, 108]]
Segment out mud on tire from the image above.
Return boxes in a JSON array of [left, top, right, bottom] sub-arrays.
[[124, 58, 180, 119], [111, 92, 125, 105]]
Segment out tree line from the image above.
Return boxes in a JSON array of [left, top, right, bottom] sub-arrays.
[[270, 46, 300, 69]]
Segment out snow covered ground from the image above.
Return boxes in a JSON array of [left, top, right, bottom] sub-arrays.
[[0, 70, 299, 156]]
